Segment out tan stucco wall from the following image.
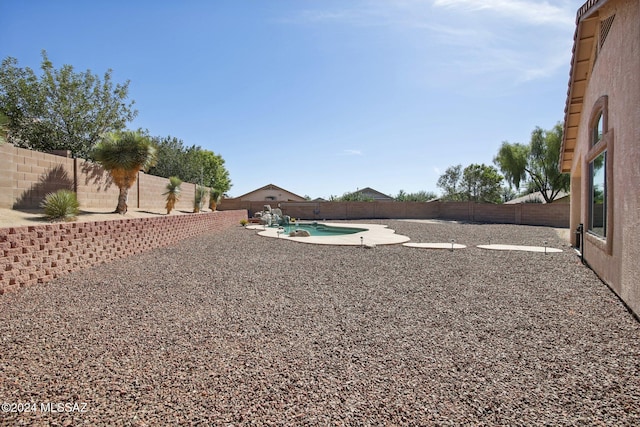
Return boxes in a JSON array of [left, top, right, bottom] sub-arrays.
[[569, 0, 640, 315]]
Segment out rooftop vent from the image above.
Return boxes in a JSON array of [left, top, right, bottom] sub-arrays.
[[600, 14, 615, 49]]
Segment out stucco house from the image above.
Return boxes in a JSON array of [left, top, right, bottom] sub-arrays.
[[230, 184, 306, 202], [560, 0, 639, 316], [352, 187, 394, 201]]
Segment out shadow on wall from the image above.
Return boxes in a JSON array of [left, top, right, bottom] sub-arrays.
[[81, 161, 114, 191], [13, 165, 74, 210]]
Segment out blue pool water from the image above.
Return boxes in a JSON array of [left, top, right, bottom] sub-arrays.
[[277, 222, 366, 237]]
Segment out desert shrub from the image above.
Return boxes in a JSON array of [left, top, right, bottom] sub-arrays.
[[193, 185, 207, 213], [164, 176, 182, 214], [41, 189, 79, 221]]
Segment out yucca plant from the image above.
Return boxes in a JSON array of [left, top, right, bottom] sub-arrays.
[[41, 189, 80, 221], [164, 176, 182, 214], [209, 188, 222, 211], [93, 131, 157, 214], [193, 185, 207, 213]]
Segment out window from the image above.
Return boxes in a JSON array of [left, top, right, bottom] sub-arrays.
[[589, 151, 606, 237], [592, 112, 603, 146], [586, 95, 612, 247]]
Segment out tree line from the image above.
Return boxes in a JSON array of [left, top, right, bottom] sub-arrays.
[[437, 123, 569, 203], [0, 51, 232, 203], [1, 51, 569, 208], [331, 122, 569, 205], [329, 190, 438, 202]]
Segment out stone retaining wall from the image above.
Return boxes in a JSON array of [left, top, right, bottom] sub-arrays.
[[0, 210, 247, 295]]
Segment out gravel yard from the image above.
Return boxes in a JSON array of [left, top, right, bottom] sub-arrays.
[[1, 220, 639, 426]]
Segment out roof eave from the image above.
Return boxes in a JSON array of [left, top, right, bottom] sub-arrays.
[[560, 0, 608, 173]]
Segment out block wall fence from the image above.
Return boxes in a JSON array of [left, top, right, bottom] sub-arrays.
[[220, 200, 570, 228], [0, 143, 206, 211], [0, 210, 247, 295]]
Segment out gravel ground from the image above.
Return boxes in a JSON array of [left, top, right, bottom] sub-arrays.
[[1, 220, 639, 426]]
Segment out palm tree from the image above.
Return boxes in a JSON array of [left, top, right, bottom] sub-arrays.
[[209, 188, 222, 211], [93, 131, 157, 214], [193, 185, 207, 213], [164, 176, 182, 214]]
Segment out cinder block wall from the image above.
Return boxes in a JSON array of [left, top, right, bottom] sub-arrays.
[[520, 204, 570, 228], [136, 173, 201, 211], [76, 158, 122, 209], [0, 210, 247, 295], [0, 143, 210, 211], [0, 144, 77, 209], [219, 200, 570, 228]]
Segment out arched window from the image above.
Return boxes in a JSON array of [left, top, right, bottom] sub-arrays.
[[592, 112, 603, 146], [586, 95, 611, 246]]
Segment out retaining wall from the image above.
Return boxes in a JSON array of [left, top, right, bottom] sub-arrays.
[[219, 200, 570, 228], [0, 210, 247, 295]]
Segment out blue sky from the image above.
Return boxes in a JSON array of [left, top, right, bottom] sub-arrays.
[[1, 0, 580, 199]]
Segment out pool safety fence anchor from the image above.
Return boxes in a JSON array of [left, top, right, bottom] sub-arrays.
[[360, 236, 364, 248], [544, 241, 548, 255], [450, 239, 455, 252]]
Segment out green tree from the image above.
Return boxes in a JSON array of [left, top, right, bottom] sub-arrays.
[[0, 51, 137, 158], [0, 112, 8, 145], [395, 190, 438, 202], [332, 191, 374, 202], [436, 164, 464, 201], [501, 186, 517, 203], [460, 163, 503, 203], [93, 131, 157, 214], [494, 122, 570, 203], [192, 149, 231, 194], [437, 163, 503, 203], [148, 136, 188, 179], [148, 136, 232, 194]]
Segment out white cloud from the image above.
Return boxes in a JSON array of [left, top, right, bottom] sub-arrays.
[[281, 1, 576, 90], [290, 1, 574, 29], [342, 149, 363, 156], [432, 0, 574, 27]]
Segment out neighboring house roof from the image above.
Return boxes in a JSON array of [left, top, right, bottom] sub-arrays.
[[353, 187, 394, 201], [504, 191, 570, 204], [560, 0, 608, 173], [232, 183, 307, 201]]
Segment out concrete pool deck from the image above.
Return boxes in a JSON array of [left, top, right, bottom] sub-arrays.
[[247, 221, 564, 253]]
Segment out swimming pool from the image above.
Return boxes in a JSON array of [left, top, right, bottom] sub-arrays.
[[278, 222, 367, 236], [248, 222, 411, 245]]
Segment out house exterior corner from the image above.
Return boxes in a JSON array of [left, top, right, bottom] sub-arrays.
[[561, 0, 640, 316]]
